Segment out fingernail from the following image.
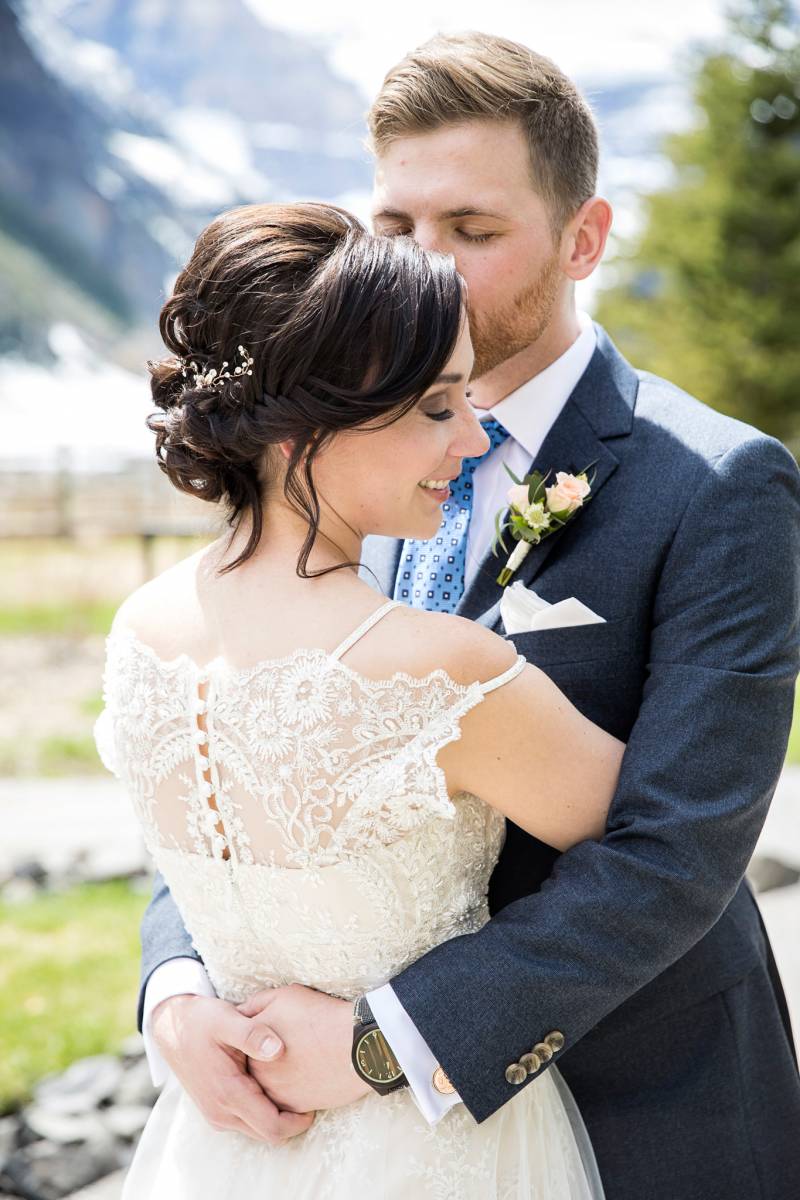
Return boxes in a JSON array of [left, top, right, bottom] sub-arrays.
[[259, 1036, 281, 1059]]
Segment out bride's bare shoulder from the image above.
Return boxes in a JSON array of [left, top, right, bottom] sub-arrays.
[[395, 608, 519, 688], [108, 547, 207, 644]]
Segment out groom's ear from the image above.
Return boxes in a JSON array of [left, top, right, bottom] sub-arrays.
[[561, 196, 613, 282]]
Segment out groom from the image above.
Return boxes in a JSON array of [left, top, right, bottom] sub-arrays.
[[140, 32, 800, 1198]]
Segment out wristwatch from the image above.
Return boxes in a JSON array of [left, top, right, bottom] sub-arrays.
[[351, 995, 408, 1095]]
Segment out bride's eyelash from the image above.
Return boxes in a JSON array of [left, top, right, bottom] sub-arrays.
[[427, 409, 455, 422]]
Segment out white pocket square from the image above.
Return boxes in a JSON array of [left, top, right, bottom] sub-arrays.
[[500, 581, 606, 634]]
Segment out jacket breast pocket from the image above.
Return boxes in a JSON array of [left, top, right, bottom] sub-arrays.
[[505, 614, 639, 667]]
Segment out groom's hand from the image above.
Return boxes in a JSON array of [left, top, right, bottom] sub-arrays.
[[236, 984, 372, 1112], [150, 994, 316, 1142]]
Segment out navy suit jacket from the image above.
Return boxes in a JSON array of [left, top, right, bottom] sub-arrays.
[[139, 325, 800, 1199]]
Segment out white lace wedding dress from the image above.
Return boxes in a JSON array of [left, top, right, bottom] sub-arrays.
[[94, 597, 603, 1199]]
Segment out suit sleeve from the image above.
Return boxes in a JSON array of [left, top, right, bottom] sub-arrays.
[[389, 434, 800, 1123], [137, 869, 207, 1031]]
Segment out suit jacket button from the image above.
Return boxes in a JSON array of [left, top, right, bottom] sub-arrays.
[[545, 1031, 565, 1053], [505, 1063, 527, 1085], [519, 1051, 542, 1075], [533, 1041, 554, 1063]]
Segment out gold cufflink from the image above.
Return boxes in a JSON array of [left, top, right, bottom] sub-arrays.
[[432, 1066, 456, 1095]]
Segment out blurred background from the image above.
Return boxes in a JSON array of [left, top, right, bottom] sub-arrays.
[[0, 1, 798, 1196]]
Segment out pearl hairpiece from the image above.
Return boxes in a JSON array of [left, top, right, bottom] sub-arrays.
[[181, 344, 254, 390]]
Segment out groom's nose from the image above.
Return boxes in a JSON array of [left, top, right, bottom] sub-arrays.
[[409, 221, 441, 254]]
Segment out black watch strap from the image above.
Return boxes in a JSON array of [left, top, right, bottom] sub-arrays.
[[353, 994, 375, 1028]]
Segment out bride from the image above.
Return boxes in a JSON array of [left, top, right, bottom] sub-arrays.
[[94, 200, 623, 1198]]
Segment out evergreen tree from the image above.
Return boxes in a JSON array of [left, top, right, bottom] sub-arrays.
[[595, 0, 800, 452]]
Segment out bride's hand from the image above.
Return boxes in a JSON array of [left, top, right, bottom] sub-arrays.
[[150, 993, 316, 1142], [237, 984, 372, 1112]]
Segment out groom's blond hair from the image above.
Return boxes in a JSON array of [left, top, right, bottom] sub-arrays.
[[366, 31, 599, 234]]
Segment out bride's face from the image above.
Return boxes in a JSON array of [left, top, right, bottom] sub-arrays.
[[312, 318, 491, 543]]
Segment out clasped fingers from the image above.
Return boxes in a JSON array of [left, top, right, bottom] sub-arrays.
[[205, 1074, 314, 1144]]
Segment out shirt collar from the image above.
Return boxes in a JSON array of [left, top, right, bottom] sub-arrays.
[[476, 310, 597, 460]]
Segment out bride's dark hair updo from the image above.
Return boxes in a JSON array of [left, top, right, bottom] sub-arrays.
[[147, 201, 465, 575]]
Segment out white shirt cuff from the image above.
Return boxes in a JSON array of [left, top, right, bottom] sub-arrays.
[[366, 983, 462, 1125], [142, 957, 216, 1087]]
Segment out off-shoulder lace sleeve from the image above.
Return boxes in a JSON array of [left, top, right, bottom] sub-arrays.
[[338, 653, 527, 849]]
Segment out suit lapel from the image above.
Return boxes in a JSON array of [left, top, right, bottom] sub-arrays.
[[456, 324, 638, 627]]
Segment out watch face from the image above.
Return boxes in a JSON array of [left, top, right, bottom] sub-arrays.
[[355, 1028, 404, 1085]]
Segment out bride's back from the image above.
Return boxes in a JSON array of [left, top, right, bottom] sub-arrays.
[[94, 546, 524, 1003]]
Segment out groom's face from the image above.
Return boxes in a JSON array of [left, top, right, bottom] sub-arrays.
[[372, 119, 565, 379]]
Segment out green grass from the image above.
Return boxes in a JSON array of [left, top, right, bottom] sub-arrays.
[[0, 599, 119, 637], [38, 734, 105, 775], [0, 880, 147, 1113], [0, 734, 107, 777], [80, 693, 105, 718]]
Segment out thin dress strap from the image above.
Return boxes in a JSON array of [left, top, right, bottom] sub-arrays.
[[330, 599, 405, 662], [479, 653, 527, 695]]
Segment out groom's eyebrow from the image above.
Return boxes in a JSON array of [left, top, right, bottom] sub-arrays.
[[440, 206, 506, 220], [373, 205, 506, 222]]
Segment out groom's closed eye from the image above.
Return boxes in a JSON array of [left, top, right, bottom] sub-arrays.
[[377, 223, 498, 245], [372, 207, 506, 244]]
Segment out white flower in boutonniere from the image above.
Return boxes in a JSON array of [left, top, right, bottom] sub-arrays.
[[492, 464, 595, 587]]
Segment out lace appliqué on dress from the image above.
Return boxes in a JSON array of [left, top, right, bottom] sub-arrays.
[[95, 628, 505, 870]]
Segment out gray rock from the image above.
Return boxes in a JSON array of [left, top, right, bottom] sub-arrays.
[[117, 1034, 145, 1061], [101, 1105, 151, 1140], [35, 1057, 124, 1116], [746, 855, 800, 894], [2, 877, 40, 904], [13, 859, 48, 886], [0, 1116, 17, 1173], [0, 1136, 119, 1199], [22, 1107, 109, 1146], [64, 1168, 127, 1199], [110, 1058, 157, 1109]]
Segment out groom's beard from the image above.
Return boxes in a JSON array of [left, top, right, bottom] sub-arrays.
[[468, 250, 562, 380]]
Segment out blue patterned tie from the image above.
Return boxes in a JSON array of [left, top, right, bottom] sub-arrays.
[[393, 417, 511, 613]]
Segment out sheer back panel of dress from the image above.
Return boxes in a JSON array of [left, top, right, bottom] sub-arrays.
[[95, 599, 526, 871]]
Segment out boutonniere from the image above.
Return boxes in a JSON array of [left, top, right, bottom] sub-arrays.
[[491, 463, 595, 587]]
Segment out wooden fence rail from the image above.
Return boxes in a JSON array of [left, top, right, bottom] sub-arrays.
[[0, 453, 218, 540]]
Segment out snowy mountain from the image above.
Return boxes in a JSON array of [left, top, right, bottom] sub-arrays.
[[0, 0, 372, 361]]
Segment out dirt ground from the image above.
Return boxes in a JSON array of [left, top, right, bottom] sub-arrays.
[[0, 536, 210, 775]]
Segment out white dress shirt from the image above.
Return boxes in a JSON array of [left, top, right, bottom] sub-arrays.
[[141, 312, 598, 1107]]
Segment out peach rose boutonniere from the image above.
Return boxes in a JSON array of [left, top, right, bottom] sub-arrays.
[[492, 463, 595, 587]]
